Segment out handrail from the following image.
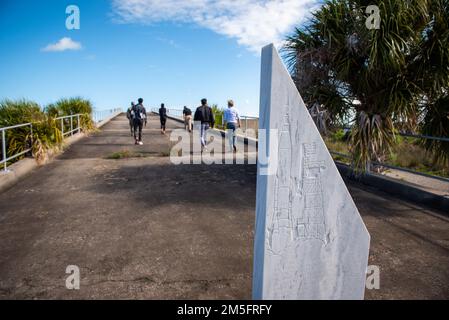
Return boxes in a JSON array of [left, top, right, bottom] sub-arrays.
[[0, 123, 33, 172], [0, 123, 33, 131], [1, 109, 124, 172], [329, 151, 449, 183], [56, 114, 82, 137], [341, 127, 449, 143], [92, 108, 123, 123], [397, 132, 449, 143], [1, 114, 84, 172]]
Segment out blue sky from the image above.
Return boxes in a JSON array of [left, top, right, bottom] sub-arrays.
[[0, 0, 318, 116]]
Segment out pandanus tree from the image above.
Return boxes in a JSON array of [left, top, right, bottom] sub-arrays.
[[283, 0, 449, 171]]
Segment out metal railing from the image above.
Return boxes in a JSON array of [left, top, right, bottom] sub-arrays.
[[238, 115, 258, 137], [165, 108, 184, 119], [328, 130, 449, 183], [1, 114, 84, 172], [92, 108, 123, 123], [56, 114, 81, 137], [1, 109, 124, 172], [1, 123, 33, 172]]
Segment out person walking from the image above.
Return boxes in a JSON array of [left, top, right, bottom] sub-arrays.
[[223, 99, 241, 152], [132, 98, 147, 145], [159, 103, 168, 134], [126, 102, 135, 136], [182, 106, 193, 132], [194, 98, 215, 152]]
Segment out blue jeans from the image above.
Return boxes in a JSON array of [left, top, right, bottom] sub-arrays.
[[227, 122, 237, 149], [200, 123, 210, 147]]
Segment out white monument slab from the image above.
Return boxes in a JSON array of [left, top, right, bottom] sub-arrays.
[[253, 44, 370, 300]]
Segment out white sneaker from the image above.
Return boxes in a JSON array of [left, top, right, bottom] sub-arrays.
[[139, 141, 143, 145]]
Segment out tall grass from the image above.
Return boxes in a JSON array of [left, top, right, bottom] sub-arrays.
[[0, 97, 94, 166], [211, 104, 225, 129], [325, 128, 449, 178], [46, 97, 94, 131], [0, 99, 62, 163]]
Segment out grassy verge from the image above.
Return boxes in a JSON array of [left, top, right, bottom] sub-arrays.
[[324, 129, 449, 178]]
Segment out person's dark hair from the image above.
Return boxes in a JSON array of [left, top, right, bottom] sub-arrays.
[[131, 102, 135, 106], [138, 98, 143, 104], [201, 98, 207, 105], [161, 103, 165, 108]]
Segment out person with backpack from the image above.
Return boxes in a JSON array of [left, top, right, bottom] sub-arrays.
[[183, 106, 193, 132], [194, 98, 215, 152], [126, 102, 135, 136], [159, 103, 168, 134], [132, 98, 147, 145]]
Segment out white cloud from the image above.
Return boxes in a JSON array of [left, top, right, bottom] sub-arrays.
[[111, 0, 319, 53], [42, 37, 82, 52]]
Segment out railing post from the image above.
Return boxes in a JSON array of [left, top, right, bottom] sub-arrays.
[[366, 160, 371, 173], [30, 124, 34, 157], [61, 118, 64, 136], [2, 129, 6, 171], [77, 114, 80, 133], [70, 116, 73, 136]]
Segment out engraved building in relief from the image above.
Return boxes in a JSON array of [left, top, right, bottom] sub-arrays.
[[267, 106, 327, 255]]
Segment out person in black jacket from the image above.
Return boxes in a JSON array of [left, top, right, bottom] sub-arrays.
[[132, 98, 147, 145], [159, 103, 168, 134], [182, 106, 192, 132], [194, 98, 215, 151]]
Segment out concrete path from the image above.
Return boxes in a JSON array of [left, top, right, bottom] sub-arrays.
[[0, 114, 447, 299]]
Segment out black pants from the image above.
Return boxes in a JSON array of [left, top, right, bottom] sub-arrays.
[[160, 118, 167, 130], [128, 118, 133, 134], [133, 119, 143, 141]]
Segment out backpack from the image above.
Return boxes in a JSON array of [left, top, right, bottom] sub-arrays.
[[132, 104, 145, 120], [126, 108, 132, 119]]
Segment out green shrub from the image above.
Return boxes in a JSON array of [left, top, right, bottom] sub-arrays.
[[1, 97, 95, 166], [0, 99, 62, 164], [49, 97, 93, 115], [46, 97, 94, 131], [332, 129, 346, 141], [0, 99, 45, 125], [211, 104, 225, 129]]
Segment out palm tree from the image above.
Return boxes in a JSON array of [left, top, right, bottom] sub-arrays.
[[283, 0, 449, 171]]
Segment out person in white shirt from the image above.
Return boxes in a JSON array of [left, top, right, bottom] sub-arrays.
[[223, 100, 241, 152]]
